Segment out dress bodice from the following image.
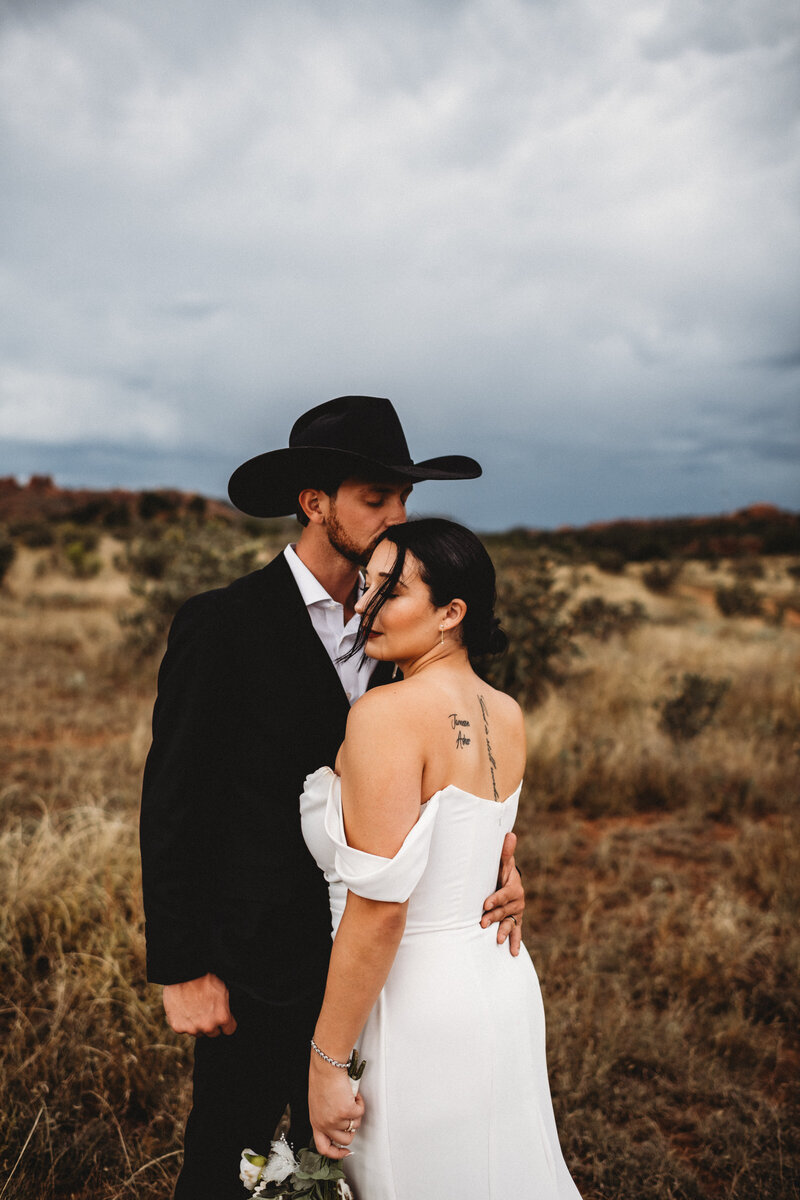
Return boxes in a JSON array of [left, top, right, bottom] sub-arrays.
[[299, 766, 584, 1200], [299, 766, 521, 937]]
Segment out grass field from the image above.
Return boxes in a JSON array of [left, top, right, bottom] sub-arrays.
[[1, 538, 798, 1198]]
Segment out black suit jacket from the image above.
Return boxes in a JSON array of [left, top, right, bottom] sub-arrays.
[[140, 552, 393, 1005]]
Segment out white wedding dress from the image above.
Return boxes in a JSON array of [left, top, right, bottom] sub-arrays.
[[300, 766, 582, 1200]]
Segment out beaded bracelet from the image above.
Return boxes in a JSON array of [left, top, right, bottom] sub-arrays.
[[310, 1038, 353, 1071]]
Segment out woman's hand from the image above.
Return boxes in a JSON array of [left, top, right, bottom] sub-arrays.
[[308, 1054, 365, 1160]]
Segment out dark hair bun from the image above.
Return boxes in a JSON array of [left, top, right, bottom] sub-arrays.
[[466, 614, 507, 660], [486, 615, 508, 658]]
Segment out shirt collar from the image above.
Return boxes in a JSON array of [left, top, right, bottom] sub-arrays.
[[284, 544, 365, 610]]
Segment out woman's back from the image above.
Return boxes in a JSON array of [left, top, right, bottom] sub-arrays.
[[406, 671, 526, 807]]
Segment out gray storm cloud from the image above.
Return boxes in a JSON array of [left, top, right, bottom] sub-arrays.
[[0, 0, 797, 527]]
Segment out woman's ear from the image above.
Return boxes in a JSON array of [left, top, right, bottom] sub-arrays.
[[441, 598, 467, 632]]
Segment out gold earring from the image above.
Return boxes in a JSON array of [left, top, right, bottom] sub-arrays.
[[439, 624, 445, 645]]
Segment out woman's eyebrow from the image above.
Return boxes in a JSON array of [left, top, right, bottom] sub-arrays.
[[378, 572, 407, 586]]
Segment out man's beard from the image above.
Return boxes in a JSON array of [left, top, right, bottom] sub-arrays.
[[323, 506, 378, 566]]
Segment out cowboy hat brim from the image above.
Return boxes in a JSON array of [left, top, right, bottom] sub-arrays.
[[228, 446, 482, 518]]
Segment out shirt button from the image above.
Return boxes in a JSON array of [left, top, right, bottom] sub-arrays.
[[346, 691, 352, 700]]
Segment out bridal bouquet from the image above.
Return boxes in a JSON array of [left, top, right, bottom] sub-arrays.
[[239, 1049, 365, 1200]]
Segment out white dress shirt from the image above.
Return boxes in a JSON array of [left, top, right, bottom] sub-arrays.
[[283, 544, 376, 704]]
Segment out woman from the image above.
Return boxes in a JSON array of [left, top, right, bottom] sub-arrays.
[[300, 518, 581, 1199]]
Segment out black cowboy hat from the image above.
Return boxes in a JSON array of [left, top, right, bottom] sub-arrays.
[[228, 395, 482, 517]]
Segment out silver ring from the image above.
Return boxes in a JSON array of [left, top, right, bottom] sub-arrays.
[[509, 915, 517, 925]]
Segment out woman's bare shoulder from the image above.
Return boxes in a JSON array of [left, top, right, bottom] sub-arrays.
[[345, 682, 420, 738], [477, 681, 524, 723]]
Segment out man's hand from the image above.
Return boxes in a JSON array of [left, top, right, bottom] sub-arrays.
[[480, 831, 525, 956], [162, 973, 237, 1037]]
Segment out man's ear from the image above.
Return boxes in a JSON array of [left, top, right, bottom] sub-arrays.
[[297, 488, 328, 525]]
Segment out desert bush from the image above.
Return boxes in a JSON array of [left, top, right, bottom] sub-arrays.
[[186, 494, 207, 519], [117, 533, 173, 581], [56, 523, 100, 552], [715, 581, 763, 617], [12, 520, 56, 548], [657, 672, 730, 741], [642, 559, 683, 594], [62, 537, 103, 578], [570, 595, 648, 641], [0, 526, 15, 585], [101, 502, 132, 530], [733, 556, 765, 580], [119, 524, 260, 656], [483, 551, 578, 706], [591, 548, 627, 574], [137, 491, 181, 521]]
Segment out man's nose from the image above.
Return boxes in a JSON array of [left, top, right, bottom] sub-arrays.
[[383, 496, 407, 526]]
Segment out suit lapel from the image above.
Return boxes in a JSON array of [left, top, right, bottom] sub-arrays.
[[258, 555, 352, 726]]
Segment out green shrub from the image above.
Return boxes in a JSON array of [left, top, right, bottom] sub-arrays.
[[657, 673, 730, 741], [57, 526, 101, 578], [57, 523, 99, 553], [62, 539, 102, 579]]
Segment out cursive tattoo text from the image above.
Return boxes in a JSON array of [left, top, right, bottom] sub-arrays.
[[450, 713, 471, 748], [477, 694, 499, 801]]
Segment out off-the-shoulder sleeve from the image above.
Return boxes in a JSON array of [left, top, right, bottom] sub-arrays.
[[320, 769, 440, 903]]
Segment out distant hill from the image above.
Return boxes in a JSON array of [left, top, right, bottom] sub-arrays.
[[488, 503, 800, 560], [1, 477, 797, 559], [0, 475, 237, 530]]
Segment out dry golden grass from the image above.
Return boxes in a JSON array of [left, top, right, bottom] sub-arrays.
[[1, 545, 798, 1198]]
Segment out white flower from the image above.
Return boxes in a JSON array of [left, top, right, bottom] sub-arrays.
[[239, 1149, 267, 1190], [337, 1179, 355, 1199], [261, 1135, 299, 1184]]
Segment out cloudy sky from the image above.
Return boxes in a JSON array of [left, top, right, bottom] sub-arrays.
[[0, 0, 797, 530]]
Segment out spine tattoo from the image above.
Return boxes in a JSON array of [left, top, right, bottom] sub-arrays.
[[477, 693, 499, 802]]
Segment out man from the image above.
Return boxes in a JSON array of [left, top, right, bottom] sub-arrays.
[[140, 395, 525, 1198]]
